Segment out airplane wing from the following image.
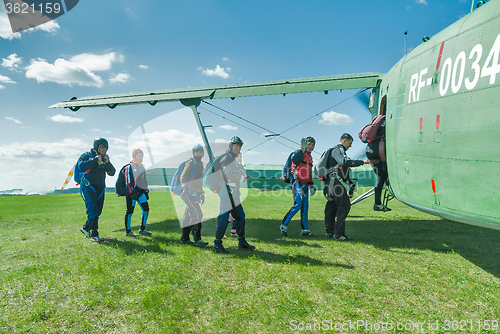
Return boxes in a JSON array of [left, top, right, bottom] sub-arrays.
[[49, 72, 382, 110]]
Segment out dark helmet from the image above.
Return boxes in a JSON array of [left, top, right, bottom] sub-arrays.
[[93, 138, 108, 151], [192, 143, 204, 156], [305, 136, 316, 144], [229, 136, 244, 150]]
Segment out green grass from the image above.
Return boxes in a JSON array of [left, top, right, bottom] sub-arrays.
[[1, 189, 499, 333]]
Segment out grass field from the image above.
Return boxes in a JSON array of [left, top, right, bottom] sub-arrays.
[[1, 189, 499, 333]]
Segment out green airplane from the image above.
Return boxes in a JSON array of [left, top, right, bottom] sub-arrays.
[[51, 1, 500, 230]]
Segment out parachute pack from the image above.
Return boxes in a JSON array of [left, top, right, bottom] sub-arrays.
[[73, 161, 90, 186], [204, 153, 229, 193], [281, 151, 295, 183], [359, 115, 386, 143], [313, 146, 337, 180], [115, 164, 131, 197], [170, 158, 200, 195]]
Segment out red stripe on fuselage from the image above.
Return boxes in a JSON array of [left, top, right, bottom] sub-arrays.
[[436, 41, 445, 71]]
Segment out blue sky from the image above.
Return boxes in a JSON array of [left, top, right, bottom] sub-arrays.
[[0, 0, 474, 193]]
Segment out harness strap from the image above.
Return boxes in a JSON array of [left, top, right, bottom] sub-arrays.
[[79, 178, 105, 201]]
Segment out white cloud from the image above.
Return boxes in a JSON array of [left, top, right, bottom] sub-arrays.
[[1, 53, 22, 71], [415, 0, 427, 4], [205, 128, 215, 134], [5, 117, 22, 124], [0, 10, 21, 40], [0, 9, 59, 40], [36, 20, 59, 33], [109, 72, 131, 84], [49, 114, 84, 123], [214, 139, 228, 144], [318, 111, 353, 126], [0, 138, 88, 159], [70, 52, 124, 72], [222, 57, 230, 62], [139, 65, 148, 69], [25, 58, 104, 87], [128, 129, 203, 166], [198, 65, 230, 79], [219, 124, 238, 131], [0, 138, 91, 193], [0, 84, 4, 89], [0, 75, 15, 84]]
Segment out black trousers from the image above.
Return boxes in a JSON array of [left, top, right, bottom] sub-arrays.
[[215, 189, 246, 243], [181, 194, 203, 242], [371, 161, 388, 205], [324, 179, 351, 236]]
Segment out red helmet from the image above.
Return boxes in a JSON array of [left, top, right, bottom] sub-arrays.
[[132, 148, 144, 159]]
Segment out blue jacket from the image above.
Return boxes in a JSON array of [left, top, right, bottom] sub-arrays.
[[77, 149, 116, 190]]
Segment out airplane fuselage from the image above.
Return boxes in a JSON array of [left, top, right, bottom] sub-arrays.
[[382, 0, 500, 229]]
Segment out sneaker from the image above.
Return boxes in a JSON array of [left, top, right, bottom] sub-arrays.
[[80, 228, 90, 238], [238, 240, 256, 250], [279, 224, 288, 237], [126, 231, 137, 237], [326, 233, 335, 239], [334, 234, 353, 242], [301, 230, 317, 236], [213, 244, 230, 253], [193, 240, 209, 247], [230, 229, 236, 235], [373, 203, 392, 212], [139, 230, 152, 236], [90, 235, 102, 242]]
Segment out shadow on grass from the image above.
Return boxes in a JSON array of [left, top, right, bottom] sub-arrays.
[[227, 249, 354, 269], [350, 218, 500, 278], [99, 236, 176, 256], [105, 216, 500, 278], [238, 218, 500, 278], [105, 218, 352, 268]]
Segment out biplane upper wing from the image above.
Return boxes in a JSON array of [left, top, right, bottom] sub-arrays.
[[49, 72, 382, 109]]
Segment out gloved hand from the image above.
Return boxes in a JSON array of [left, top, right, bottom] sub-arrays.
[[348, 184, 356, 198], [301, 138, 307, 150], [310, 186, 316, 196], [200, 194, 205, 205], [131, 193, 138, 201]]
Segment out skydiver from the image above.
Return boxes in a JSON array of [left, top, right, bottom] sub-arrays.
[[119, 148, 152, 237], [323, 133, 370, 241], [213, 136, 255, 253], [179, 144, 208, 247], [78, 138, 116, 242], [280, 137, 318, 237], [365, 120, 391, 212]]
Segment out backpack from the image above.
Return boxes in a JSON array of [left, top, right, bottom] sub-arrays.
[[115, 164, 132, 197], [281, 151, 295, 183], [204, 153, 229, 193], [73, 158, 90, 185], [313, 146, 337, 181], [359, 115, 386, 143], [170, 158, 199, 195]]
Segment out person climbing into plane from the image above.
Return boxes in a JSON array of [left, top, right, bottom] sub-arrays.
[[179, 144, 208, 247], [78, 138, 116, 242], [121, 148, 152, 237], [323, 133, 370, 241], [213, 136, 255, 253], [365, 118, 391, 212], [280, 136, 318, 237]]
